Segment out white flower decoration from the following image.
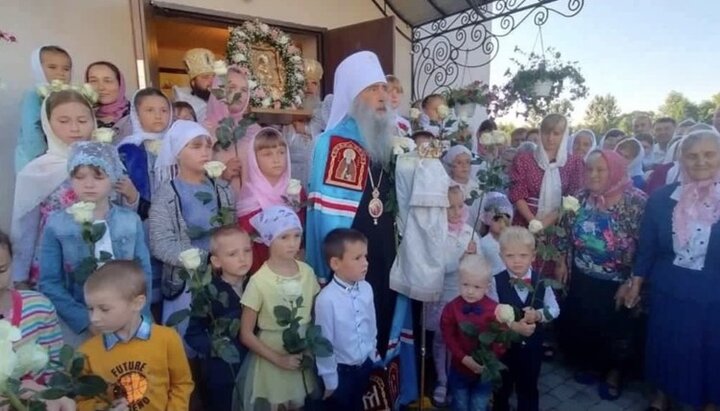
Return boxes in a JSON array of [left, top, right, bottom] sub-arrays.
[[291, 55, 302, 63], [295, 73, 304, 82], [66, 201, 96, 224], [409, 108, 422, 120], [92, 128, 115, 143], [437, 104, 450, 119], [278, 35, 289, 45], [0, 320, 22, 342], [232, 53, 247, 63], [179, 248, 202, 271], [248, 79, 258, 90], [213, 60, 228, 76], [562, 196, 581, 213], [261, 97, 272, 108], [0, 341, 17, 388], [203, 161, 227, 179], [287, 179, 303, 196], [13, 343, 49, 378], [528, 219, 544, 234], [259, 23, 270, 33], [494, 304, 516, 324]]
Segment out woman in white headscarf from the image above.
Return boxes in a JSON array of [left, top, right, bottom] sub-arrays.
[[508, 114, 585, 275], [568, 129, 597, 159], [615, 137, 646, 189]]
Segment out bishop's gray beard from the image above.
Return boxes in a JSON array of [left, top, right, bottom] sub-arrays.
[[349, 99, 395, 168]]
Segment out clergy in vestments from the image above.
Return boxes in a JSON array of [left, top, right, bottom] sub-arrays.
[[307, 51, 398, 357]]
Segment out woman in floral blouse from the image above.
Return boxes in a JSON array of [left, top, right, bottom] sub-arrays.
[[556, 149, 647, 401]]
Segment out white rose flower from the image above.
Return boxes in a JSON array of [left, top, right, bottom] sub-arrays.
[[66, 201, 96, 224], [291, 55, 302, 63], [261, 97, 272, 108], [479, 132, 495, 146], [13, 343, 49, 378], [145, 139, 162, 155], [278, 279, 302, 300], [437, 104, 450, 119], [528, 219, 544, 234], [0, 341, 17, 388], [0, 319, 22, 342], [92, 128, 115, 143], [409, 108, 421, 120], [82, 83, 99, 103], [494, 304, 516, 325], [562, 195, 581, 213], [36, 84, 50, 97], [492, 131, 508, 145], [179, 248, 202, 271], [260, 23, 270, 33], [393, 145, 405, 156], [278, 35, 289, 45], [248, 79, 258, 90], [287, 179, 303, 196], [232, 53, 247, 63], [213, 60, 228, 76], [203, 161, 227, 179], [60, 83, 71, 91], [50, 79, 64, 89]]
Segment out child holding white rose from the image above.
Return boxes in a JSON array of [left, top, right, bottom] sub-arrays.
[[38, 142, 152, 347], [425, 185, 481, 406], [148, 120, 234, 343], [237, 126, 307, 274], [439, 254, 508, 411], [185, 226, 252, 411], [488, 227, 560, 411], [239, 205, 320, 410], [0, 230, 63, 381]]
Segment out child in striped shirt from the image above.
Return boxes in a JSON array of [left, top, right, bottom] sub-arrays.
[[0, 229, 64, 378]]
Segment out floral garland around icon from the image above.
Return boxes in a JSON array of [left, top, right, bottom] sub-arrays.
[[227, 20, 305, 109]]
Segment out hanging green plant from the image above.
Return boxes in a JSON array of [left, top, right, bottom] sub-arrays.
[[497, 47, 589, 119]]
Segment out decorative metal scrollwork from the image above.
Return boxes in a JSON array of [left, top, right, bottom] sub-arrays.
[[411, 0, 585, 100]]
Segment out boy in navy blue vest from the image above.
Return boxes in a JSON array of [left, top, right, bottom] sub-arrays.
[[488, 227, 560, 411]]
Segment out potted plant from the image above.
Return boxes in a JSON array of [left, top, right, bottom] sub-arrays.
[[443, 80, 499, 119], [497, 47, 589, 119]]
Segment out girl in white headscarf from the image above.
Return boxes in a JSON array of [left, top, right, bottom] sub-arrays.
[[117, 87, 172, 219], [615, 137, 646, 189], [15, 45, 72, 172], [149, 120, 235, 345], [12, 89, 138, 286], [443, 145, 483, 229]]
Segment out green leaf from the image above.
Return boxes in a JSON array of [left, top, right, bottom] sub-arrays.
[[273, 305, 293, 327], [194, 191, 214, 205], [207, 283, 219, 298], [311, 337, 334, 357], [216, 126, 233, 148], [218, 291, 229, 308], [98, 251, 113, 262], [186, 225, 208, 240], [90, 222, 107, 243], [233, 124, 247, 141], [219, 117, 235, 129], [59, 345, 74, 368], [211, 88, 226, 101], [76, 375, 108, 397], [70, 356, 85, 378], [282, 328, 306, 354], [165, 309, 191, 327], [229, 319, 241, 338], [295, 295, 304, 308], [48, 372, 72, 390], [459, 321, 479, 338], [542, 306, 554, 321], [40, 388, 68, 400], [300, 354, 314, 369], [478, 331, 496, 346]]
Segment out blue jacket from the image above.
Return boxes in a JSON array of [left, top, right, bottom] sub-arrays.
[[15, 90, 47, 173], [38, 205, 153, 333], [118, 144, 152, 219]]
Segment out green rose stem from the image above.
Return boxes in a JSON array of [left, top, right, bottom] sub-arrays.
[[6, 391, 28, 411]]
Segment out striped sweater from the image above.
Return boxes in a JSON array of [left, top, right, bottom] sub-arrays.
[[9, 289, 64, 367]]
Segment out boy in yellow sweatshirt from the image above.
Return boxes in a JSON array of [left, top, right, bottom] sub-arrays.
[[78, 260, 194, 411]]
